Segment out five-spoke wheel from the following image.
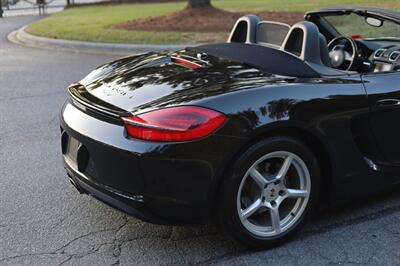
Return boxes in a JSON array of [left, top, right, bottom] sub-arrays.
[[237, 151, 311, 237], [216, 137, 319, 249]]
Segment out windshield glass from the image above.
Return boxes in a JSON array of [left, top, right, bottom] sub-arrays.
[[323, 13, 400, 39]]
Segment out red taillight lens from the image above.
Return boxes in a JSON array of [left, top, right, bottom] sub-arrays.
[[121, 106, 226, 142]]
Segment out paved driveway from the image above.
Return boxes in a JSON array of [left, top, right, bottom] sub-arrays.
[[1, 16, 400, 266]]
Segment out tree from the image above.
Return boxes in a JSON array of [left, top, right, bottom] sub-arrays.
[[187, 0, 211, 8]]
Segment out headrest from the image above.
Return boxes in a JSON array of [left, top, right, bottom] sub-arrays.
[[281, 21, 322, 64], [227, 15, 260, 44]]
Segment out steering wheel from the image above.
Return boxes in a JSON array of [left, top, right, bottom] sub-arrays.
[[327, 36, 358, 71]]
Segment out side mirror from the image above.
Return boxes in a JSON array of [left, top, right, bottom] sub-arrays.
[[365, 17, 383, 27]]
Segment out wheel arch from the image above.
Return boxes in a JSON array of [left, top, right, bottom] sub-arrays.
[[211, 123, 333, 218]]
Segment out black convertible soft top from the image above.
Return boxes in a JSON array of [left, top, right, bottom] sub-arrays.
[[190, 43, 321, 78]]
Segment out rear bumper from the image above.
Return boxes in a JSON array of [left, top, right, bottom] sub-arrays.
[[64, 158, 172, 224], [60, 101, 244, 224]]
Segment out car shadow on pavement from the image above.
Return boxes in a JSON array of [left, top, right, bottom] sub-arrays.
[[106, 186, 400, 265]]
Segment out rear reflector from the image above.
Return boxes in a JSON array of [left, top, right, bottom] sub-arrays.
[[121, 106, 226, 142]]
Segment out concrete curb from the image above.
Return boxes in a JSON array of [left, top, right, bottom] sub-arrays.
[[8, 26, 191, 55]]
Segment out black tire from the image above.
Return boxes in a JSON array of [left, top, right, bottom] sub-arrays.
[[216, 136, 320, 249]]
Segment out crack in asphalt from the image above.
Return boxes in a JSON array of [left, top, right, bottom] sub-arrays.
[[57, 256, 73, 266], [1, 202, 400, 264], [108, 216, 129, 265], [0, 252, 65, 264], [0, 227, 120, 264]]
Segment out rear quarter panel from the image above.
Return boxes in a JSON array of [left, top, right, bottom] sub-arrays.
[[193, 75, 386, 204]]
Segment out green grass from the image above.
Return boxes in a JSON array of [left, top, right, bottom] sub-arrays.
[[26, 0, 400, 44]]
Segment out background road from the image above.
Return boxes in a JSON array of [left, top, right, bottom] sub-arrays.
[[2, 0, 103, 17], [1, 16, 400, 266]]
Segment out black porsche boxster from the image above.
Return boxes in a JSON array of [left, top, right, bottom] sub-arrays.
[[60, 6, 400, 248]]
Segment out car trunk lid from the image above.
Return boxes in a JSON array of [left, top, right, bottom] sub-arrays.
[[68, 48, 281, 115]]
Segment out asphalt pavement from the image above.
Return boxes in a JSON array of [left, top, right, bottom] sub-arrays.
[[1, 16, 400, 266]]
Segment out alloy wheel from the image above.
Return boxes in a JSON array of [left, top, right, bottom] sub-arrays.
[[237, 151, 311, 237]]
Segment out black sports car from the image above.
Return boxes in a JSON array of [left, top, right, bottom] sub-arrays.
[[60, 6, 400, 248]]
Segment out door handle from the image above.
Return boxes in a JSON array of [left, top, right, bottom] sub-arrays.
[[376, 99, 400, 109]]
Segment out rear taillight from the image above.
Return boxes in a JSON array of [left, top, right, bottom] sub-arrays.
[[121, 106, 226, 142]]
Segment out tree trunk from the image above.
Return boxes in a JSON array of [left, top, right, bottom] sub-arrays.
[[188, 0, 211, 8]]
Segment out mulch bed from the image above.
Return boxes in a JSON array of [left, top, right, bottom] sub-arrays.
[[114, 6, 304, 32]]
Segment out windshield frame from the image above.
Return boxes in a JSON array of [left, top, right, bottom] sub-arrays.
[[321, 12, 400, 41], [306, 8, 400, 42]]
